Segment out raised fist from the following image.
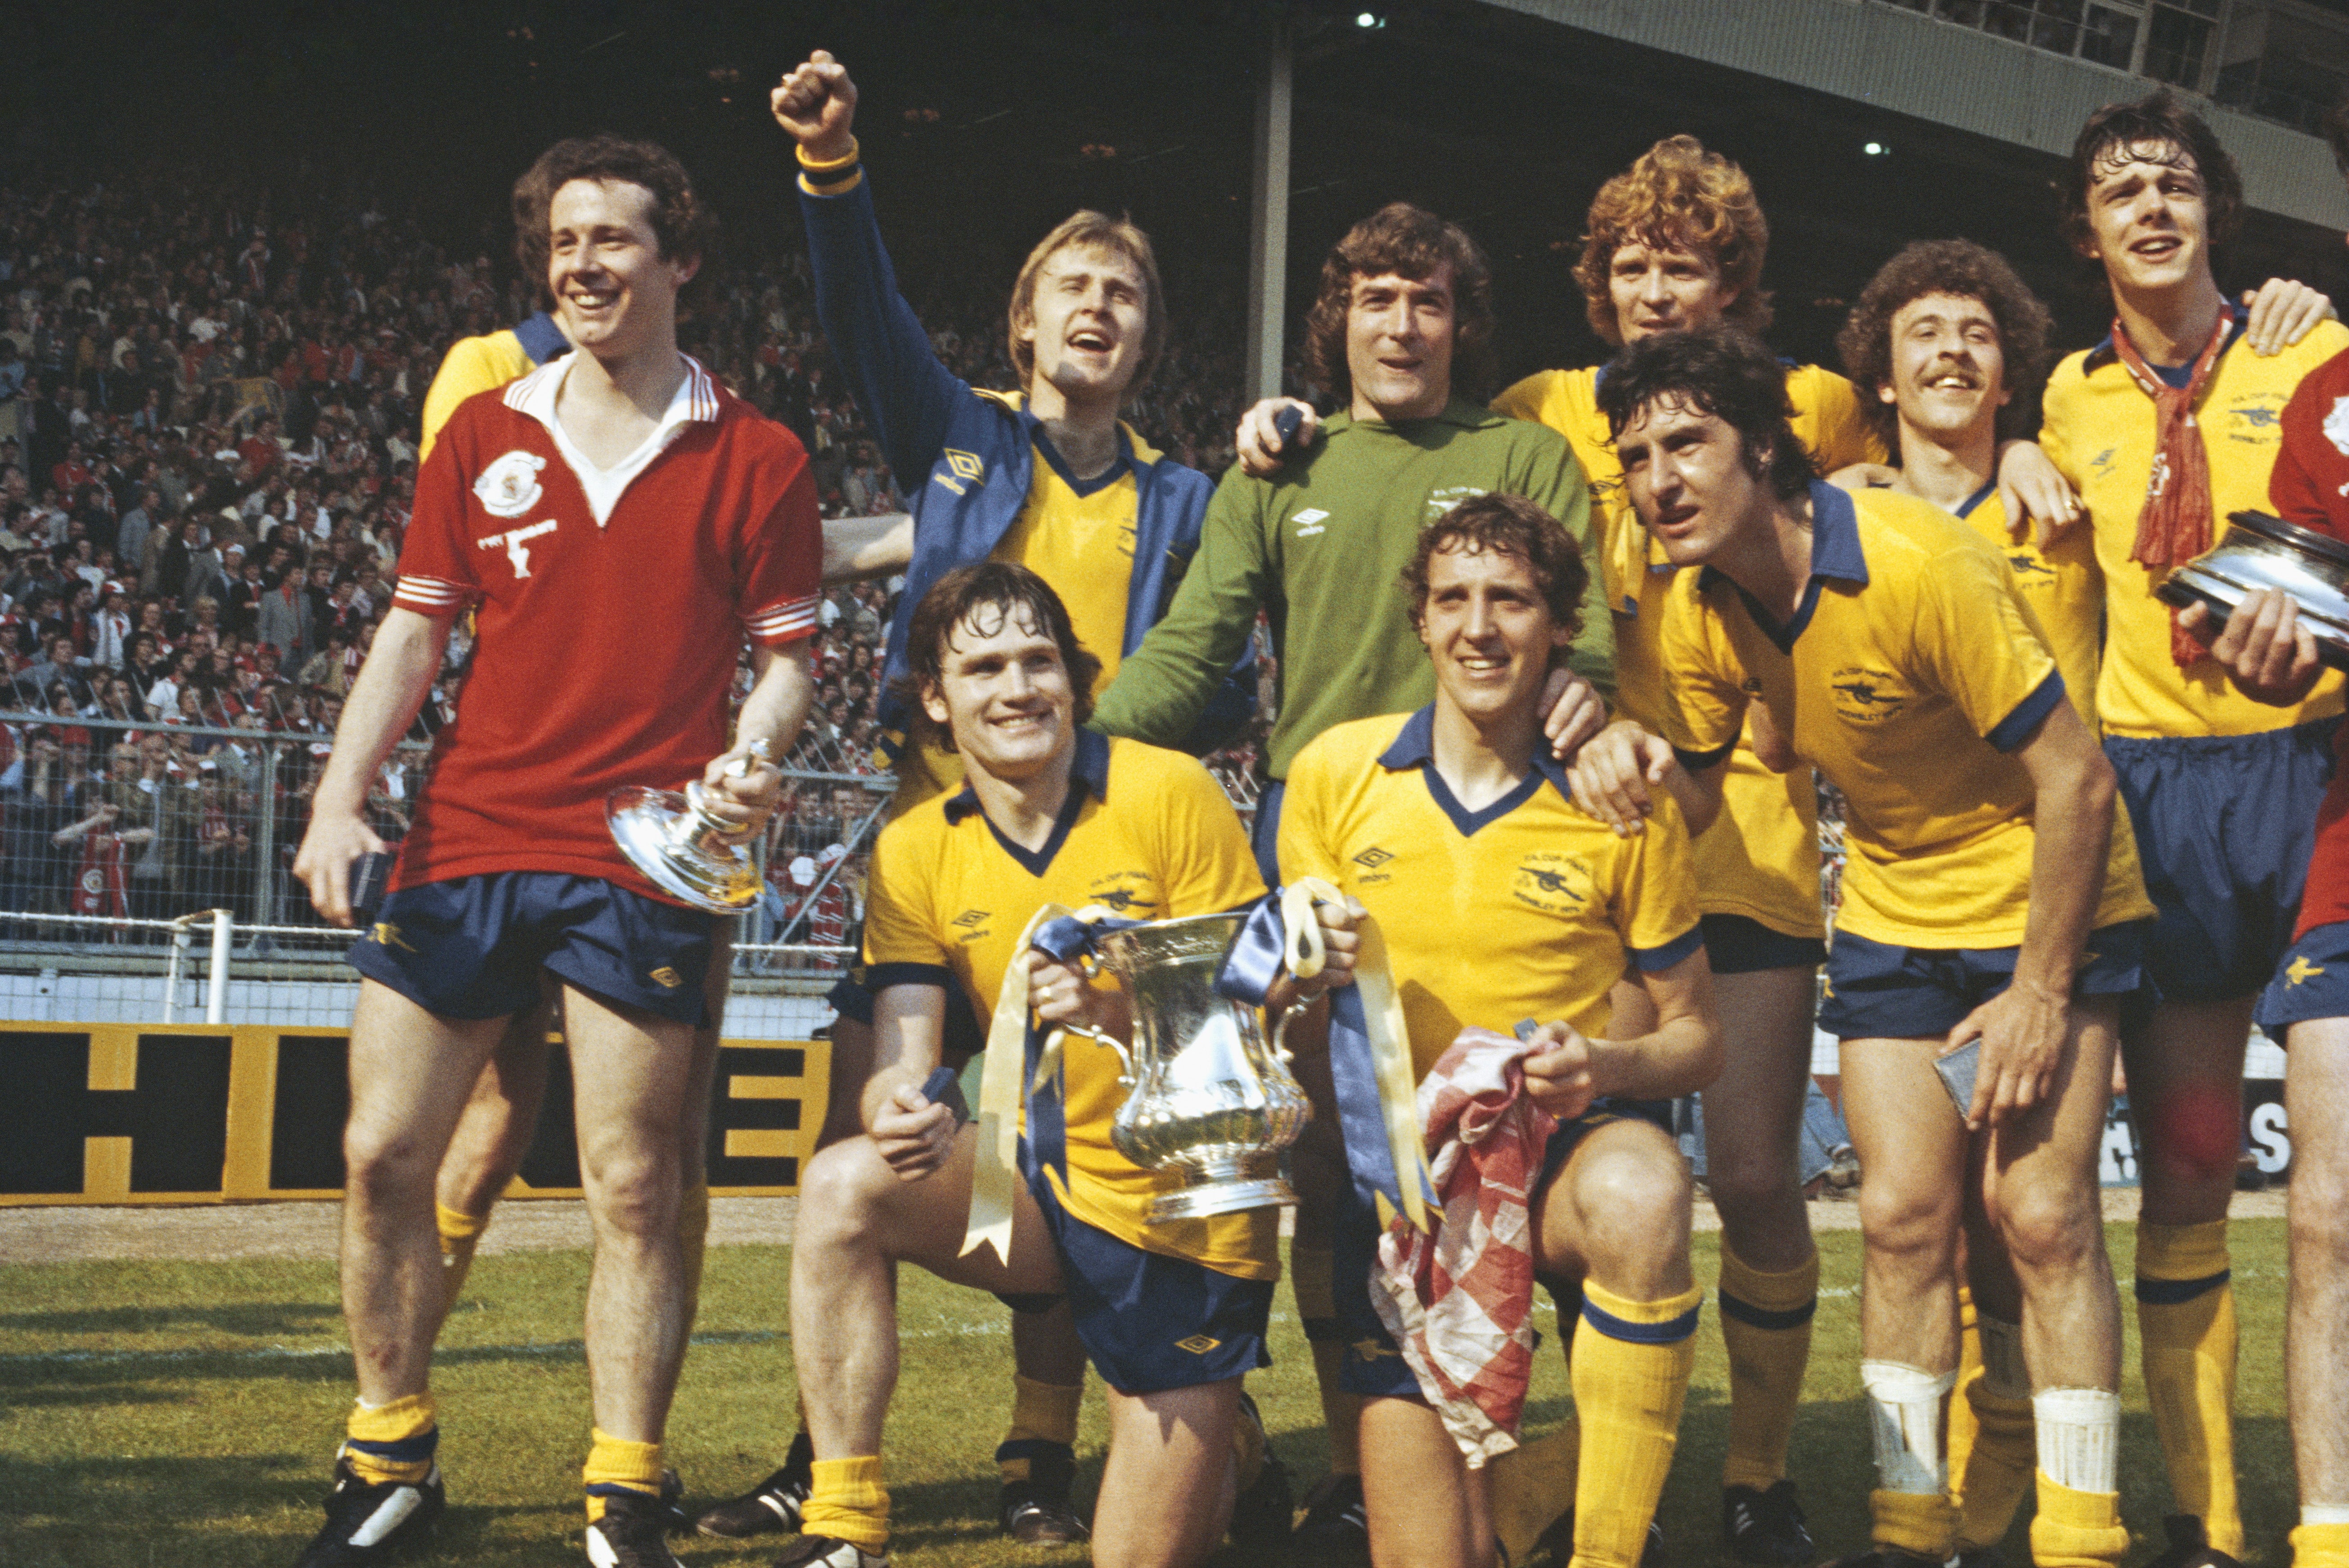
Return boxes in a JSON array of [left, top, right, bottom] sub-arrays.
[[772, 49, 858, 163]]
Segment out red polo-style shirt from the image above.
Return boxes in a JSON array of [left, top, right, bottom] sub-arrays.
[[391, 353, 819, 902]]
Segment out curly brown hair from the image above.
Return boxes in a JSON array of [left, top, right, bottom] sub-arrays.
[[2060, 90, 2242, 259], [891, 562, 1102, 752], [512, 135, 720, 314], [1301, 204, 1496, 406], [1575, 136, 1772, 346], [1006, 211, 1168, 394], [1403, 492, 1588, 651], [1836, 239, 2053, 447]]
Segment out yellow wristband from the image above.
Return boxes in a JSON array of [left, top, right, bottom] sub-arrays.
[[796, 136, 860, 175]]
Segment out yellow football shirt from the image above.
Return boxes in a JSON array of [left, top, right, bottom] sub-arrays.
[[1492, 362, 1878, 940], [1278, 708, 1702, 1076], [1657, 483, 2152, 948], [2039, 317, 2349, 738], [861, 730, 1275, 1278], [892, 414, 1145, 813], [418, 329, 537, 465], [1951, 483, 2104, 730]]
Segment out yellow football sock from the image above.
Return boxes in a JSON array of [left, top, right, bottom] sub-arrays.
[[1570, 1281, 1701, 1568], [1717, 1245, 1817, 1491], [2137, 1220, 2242, 1556], [1954, 1309, 2036, 1552], [436, 1202, 491, 1313], [803, 1455, 890, 1551], [345, 1393, 437, 1486], [1863, 1359, 1958, 1559], [2290, 1520, 2349, 1568], [581, 1428, 663, 1524], [1870, 1487, 1958, 1561], [1948, 1288, 1983, 1513], [996, 1374, 1082, 1483], [2028, 1475, 2128, 1568], [1293, 1242, 1364, 1476]]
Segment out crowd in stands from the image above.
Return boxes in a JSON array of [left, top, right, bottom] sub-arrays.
[[0, 170, 1254, 942]]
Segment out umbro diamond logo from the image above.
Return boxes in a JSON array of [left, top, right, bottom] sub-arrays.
[[1353, 847, 1393, 868], [1292, 507, 1331, 537], [952, 909, 989, 928], [1175, 1334, 1222, 1354]]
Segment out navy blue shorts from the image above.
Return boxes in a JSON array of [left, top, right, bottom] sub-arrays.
[[1816, 921, 2151, 1041], [1333, 1097, 1674, 1399], [349, 872, 716, 1026], [1024, 1161, 1273, 1395], [824, 967, 986, 1066], [1702, 913, 1826, 975], [2106, 720, 2336, 1003], [2255, 919, 2349, 1033]]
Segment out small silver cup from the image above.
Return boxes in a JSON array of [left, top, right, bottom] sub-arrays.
[[605, 742, 769, 914], [1063, 911, 1314, 1223]]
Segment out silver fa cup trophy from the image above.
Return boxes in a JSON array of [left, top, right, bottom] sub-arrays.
[[2156, 508, 2349, 672], [1067, 911, 1314, 1223], [605, 741, 771, 914]]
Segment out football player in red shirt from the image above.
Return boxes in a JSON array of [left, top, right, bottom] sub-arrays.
[[290, 136, 817, 1568]]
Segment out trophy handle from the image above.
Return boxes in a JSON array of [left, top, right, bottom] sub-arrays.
[[681, 739, 775, 844], [1061, 1024, 1136, 1086]]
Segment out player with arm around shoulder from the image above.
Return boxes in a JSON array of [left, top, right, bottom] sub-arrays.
[[1577, 325, 2151, 1568], [778, 561, 1354, 1568], [1279, 492, 1720, 1568]]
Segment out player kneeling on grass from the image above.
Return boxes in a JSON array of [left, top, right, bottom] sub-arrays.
[[1575, 325, 2154, 1568], [1276, 491, 1721, 1568], [776, 560, 1350, 1568]]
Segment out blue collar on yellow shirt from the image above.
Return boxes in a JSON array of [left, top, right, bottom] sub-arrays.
[[1376, 704, 1571, 836], [943, 727, 1111, 876], [1699, 480, 1869, 654]]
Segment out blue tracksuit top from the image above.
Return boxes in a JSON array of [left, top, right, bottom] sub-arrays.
[[798, 172, 1253, 766]]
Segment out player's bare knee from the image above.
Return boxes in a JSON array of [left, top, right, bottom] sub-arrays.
[[343, 1123, 439, 1211], [1989, 1172, 2101, 1280], [1704, 1146, 1799, 1218], [1856, 1172, 1957, 1266], [2290, 1142, 2349, 1264], [1568, 1135, 1692, 1268], [578, 1146, 683, 1240], [794, 1138, 894, 1241]]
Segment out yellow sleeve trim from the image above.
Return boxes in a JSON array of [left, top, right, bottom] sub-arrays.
[[796, 135, 863, 198]]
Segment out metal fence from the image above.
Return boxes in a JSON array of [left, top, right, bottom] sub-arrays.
[[0, 700, 1275, 1030]]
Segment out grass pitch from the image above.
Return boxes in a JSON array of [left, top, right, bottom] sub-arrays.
[[0, 1218, 2295, 1566]]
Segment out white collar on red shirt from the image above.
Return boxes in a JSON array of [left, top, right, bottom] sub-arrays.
[[502, 352, 720, 527]]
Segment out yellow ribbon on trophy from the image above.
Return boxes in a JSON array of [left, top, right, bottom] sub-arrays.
[[961, 902, 1108, 1264]]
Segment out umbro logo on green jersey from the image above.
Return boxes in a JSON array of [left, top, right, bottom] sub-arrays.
[[1292, 507, 1330, 537]]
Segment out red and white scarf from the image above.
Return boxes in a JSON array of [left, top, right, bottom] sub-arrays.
[[2113, 310, 2232, 667], [1371, 1027, 1557, 1466]]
